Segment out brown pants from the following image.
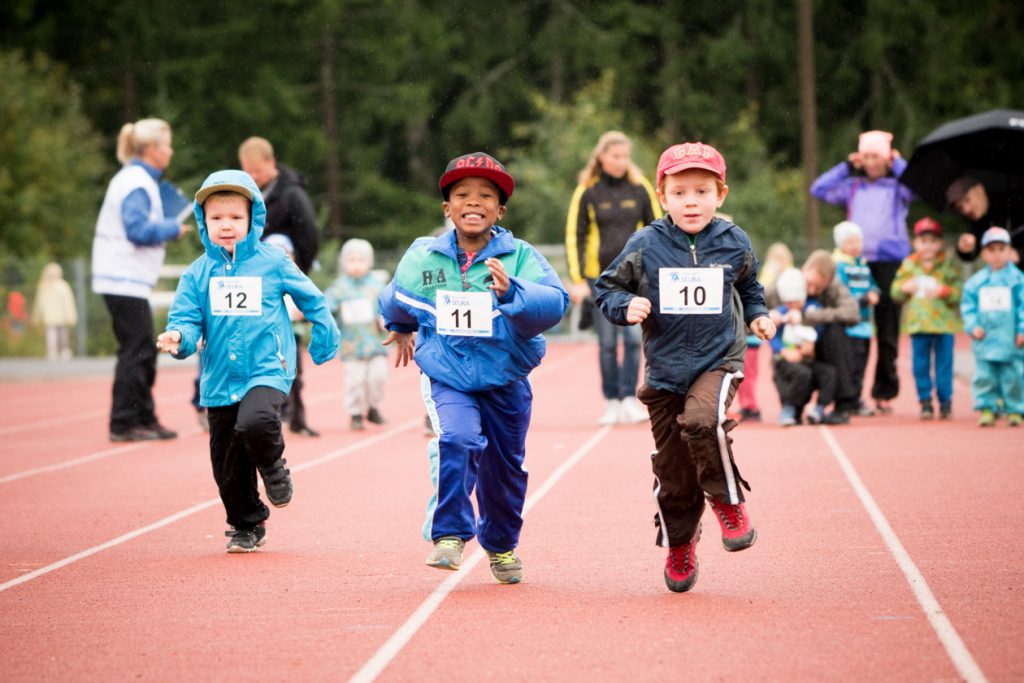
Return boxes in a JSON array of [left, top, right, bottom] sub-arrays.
[[638, 368, 749, 547]]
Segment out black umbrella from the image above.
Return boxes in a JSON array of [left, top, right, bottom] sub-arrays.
[[900, 108, 1024, 210]]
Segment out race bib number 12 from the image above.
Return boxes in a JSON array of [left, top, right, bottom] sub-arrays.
[[436, 290, 493, 337], [210, 277, 262, 316], [659, 267, 724, 314]]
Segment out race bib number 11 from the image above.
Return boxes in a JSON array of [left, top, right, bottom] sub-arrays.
[[210, 277, 262, 316], [659, 267, 724, 314], [436, 290, 493, 337], [979, 286, 1011, 312]]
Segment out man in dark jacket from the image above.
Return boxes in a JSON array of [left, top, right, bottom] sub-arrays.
[[946, 175, 1024, 268], [240, 136, 322, 436]]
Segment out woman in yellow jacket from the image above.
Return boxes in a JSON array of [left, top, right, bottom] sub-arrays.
[[566, 131, 661, 425]]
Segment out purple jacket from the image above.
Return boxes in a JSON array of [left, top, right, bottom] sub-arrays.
[[810, 157, 913, 262]]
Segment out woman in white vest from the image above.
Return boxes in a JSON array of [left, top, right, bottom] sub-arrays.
[[92, 118, 189, 441]]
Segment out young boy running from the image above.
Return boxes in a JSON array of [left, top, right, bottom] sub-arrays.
[[379, 152, 568, 584], [595, 142, 775, 593], [156, 170, 339, 553]]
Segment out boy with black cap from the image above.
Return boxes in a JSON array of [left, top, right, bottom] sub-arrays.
[[156, 170, 340, 553], [595, 142, 775, 593], [379, 152, 568, 584]]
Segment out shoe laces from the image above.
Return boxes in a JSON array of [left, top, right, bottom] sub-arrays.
[[490, 550, 517, 566], [710, 499, 744, 530], [436, 537, 462, 550], [668, 545, 694, 572]]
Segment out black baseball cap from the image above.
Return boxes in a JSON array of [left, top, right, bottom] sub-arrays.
[[439, 152, 515, 204]]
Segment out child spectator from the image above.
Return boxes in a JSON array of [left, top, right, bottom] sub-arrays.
[[325, 239, 389, 431], [379, 152, 568, 584], [595, 142, 775, 593], [811, 130, 913, 414], [32, 262, 78, 361], [831, 222, 880, 416], [960, 227, 1024, 427], [890, 217, 962, 419], [769, 268, 836, 426], [737, 242, 794, 421], [156, 170, 339, 553]]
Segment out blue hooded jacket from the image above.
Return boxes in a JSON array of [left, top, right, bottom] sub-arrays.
[[165, 170, 339, 407]]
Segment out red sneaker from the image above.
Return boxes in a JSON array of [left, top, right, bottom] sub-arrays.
[[708, 497, 756, 551], [664, 526, 700, 593]]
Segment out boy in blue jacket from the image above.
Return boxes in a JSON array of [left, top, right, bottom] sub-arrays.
[[960, 227, 1024, 427], [379, 152, 568, 584], [156, 170, 340, 553], [595, 142, 775, 593]]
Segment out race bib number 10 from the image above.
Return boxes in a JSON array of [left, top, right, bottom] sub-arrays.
[[659, 267, 724, 314], [210, 277, 262, 316], [436, 290, 493, 337], [979, 286, 1011, 312]]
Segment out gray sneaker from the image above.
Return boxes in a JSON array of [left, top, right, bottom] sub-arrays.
[[487, 549, 524, 584], [426, 536, 465, 569]]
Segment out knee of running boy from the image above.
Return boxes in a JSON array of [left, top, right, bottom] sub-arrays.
[[676, 407, 720, 439]]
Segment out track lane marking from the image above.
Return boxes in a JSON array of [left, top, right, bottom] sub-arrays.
[[0, 419, 420, 594], [349, 425, 612, 683], [819, 426, 987, 683]]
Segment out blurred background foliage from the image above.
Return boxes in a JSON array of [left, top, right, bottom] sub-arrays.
[[0, 0, 1022, 354]]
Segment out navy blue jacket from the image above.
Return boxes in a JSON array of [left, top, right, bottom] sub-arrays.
[[594, 216, 768, 395]]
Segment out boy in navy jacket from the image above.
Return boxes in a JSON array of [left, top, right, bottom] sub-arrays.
[[595, 143, 775, 593]]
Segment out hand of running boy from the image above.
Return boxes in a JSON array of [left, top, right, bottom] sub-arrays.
[[750, 315, 776, 341], [486, 258, 509, 298], [972, 326, 985, 341], [382, 330, 416, 367], [626, 296, 652, 324], [156, 330, 182, 355], [1017, 333, 1024, 348]]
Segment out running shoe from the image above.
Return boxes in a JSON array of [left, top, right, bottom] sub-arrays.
[[426, 536, 465, 570], [258, 458, 293, 507], [225, 522, 267, 553], [1008, 413, 1022, 427], [366, 407, 385, 425], [664, 525, 700, 593], [920, 401, 935, 420], [599, 399, 621, 426], [487, 549, 524, 584], [939, 402, 952, 420], [779, 404, 797, 427], [979, 409, 996, 427], [618, 397, 648, 424], [707, 496, 757, 551], [350, 415, 365, 431]]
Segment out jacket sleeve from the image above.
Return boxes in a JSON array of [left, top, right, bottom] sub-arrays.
[[565, 184, 589, 283], [594, 234, 644, 326], [891, 157, 915, 203], [809, 162, 853, 206], [281, 186, 321, 274], [960, 277, 979, 332], [281, 258, 339, 365], [802, 279, 860, 326], [496, 246, 569, 339], [939, 261, 963, 304], [890, 260, 914, 303], [165, 267, 204, 359], [734, 242, 769, 324], [121, 188, 181, 246], [378, 249, 421, 333]]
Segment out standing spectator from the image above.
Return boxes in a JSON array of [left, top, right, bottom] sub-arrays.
[[32, 262, 78, 361], [890, 218, 963, 420], [960, 227, 1024, 427], [92, 118, 188, 442], [831, 222, 880, 415], [811, 130, 913, 414], [945, 176, 1024, 267], [239, 136, 322, 436], [566, 131, 662, 425]]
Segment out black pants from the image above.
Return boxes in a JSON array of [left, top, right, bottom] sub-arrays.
[[638, 369, 749, 547], [848, 337, 871, 406], [869, 261, 902, 401], [283, 334, 308, 430], [814, 323, 859, 413], [773, 357, 837, 410], [207, 387, 287, 530], [103, 294, 157, 432]]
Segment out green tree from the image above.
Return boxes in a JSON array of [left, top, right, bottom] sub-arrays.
[[0, 50, 107, 259]]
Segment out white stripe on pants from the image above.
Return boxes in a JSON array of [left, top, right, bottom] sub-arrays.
[[343, 356, 388, 416]]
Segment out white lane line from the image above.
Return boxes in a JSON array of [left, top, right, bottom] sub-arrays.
[[349, 425, 612, 683], [0, 419, 419, 594], [819, 427, 987, 683], [0, 390, 195, 437]]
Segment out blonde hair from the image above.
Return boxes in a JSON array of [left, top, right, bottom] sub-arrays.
[[577, 131, 646, 186], [340, 238, 374, 270], [803, 249, 836, 283], [116, 118, 170, 164], [38, 262, 64, 286], [759, 242, 794, 286], [239, 136, 275, 162]]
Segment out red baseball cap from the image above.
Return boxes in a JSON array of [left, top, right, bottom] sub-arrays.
[[913, 216, 942, 237], [656, 142, 727, 185], [439, 152, 515, 203]]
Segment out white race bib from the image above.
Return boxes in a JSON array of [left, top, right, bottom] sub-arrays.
[[341, 298, 376, 325], [979, 286, 1011, 312], [436, 290, 493, 337], [914, 275, 938, 298], [210, 277, 262, 316], [659, 267, 724, 314]]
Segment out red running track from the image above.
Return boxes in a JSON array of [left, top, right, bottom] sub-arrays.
[[0, 341, 1020, 681]]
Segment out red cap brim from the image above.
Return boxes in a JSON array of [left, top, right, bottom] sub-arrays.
[[439, 167, 515, 201]]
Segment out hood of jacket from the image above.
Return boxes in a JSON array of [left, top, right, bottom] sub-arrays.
[[194, 170, 268, 262]]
